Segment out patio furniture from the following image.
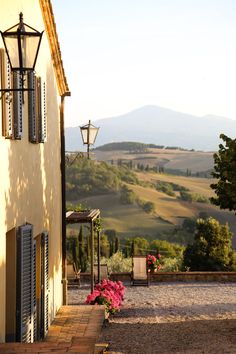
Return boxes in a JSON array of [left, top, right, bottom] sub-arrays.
[[67, 262, 81, 288], [132, 255, 149, 286]]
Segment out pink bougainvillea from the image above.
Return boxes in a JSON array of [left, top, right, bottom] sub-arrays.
[[86, 279, 125, 315], [146, 254, 162, 271]]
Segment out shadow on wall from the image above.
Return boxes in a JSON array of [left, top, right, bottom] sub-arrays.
[[4, 60, 63, 320]]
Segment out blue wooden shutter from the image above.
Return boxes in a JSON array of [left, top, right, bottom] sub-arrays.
[[28, 71, 37, 143], [13, 71, 23, 139], [16, 224, 36, 343], [0, 48, 13, 138], [41, 231, 49, 337]]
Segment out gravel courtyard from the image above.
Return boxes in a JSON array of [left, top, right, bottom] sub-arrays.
[[68, 282, 236, 354]]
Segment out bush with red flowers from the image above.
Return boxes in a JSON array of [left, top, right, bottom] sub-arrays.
[[86, 279, 125, 316], [146, 254, 161, 272]]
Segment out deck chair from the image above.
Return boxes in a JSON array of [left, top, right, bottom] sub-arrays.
[[132, 255, 149, 286], [67, 262, 81, 288], [93, 263, 109, 283]]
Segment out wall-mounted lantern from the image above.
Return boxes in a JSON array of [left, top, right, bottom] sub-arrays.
[[80, 120, 99, 159], [0, 12, 43, 93]]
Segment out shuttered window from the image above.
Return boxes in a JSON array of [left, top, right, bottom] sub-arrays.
[[1, 48, 47, 143], [16, 224, 36, 343], [28, 72, 47, 143]]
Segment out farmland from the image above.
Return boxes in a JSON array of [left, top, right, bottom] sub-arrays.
[[66, 145, 236, 246]]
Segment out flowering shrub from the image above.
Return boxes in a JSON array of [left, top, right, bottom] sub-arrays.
[[86, 279, 125, 315], [146, 254, 161, 272]]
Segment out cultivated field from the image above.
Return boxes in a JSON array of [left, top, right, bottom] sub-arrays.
[[94, 148, 214, 173]]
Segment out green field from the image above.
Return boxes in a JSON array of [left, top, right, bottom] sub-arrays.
[[76, 193, 174, 239]]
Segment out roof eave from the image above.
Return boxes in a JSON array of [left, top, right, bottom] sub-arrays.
[[39, 0, 70, 97]]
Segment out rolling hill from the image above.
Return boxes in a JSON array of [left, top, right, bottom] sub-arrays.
[[65, 155, 236, 246]]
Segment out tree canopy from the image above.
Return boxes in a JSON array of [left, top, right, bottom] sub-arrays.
[[211, 134, 236, 213], [183, 217, 235, 271]]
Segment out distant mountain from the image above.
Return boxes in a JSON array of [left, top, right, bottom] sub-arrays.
[[65, 105, 236, 151]]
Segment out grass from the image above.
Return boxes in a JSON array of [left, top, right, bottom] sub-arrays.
[[136, 171, 215, 198], [69, 193, 174, 239], [129, 183, 195, 224]]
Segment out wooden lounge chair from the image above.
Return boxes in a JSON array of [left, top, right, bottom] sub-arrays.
[[132, 255, 149, 286], [93, 263, 109, 283], [67, 262, 81, 288]]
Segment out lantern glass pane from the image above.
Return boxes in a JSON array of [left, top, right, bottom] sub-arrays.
[[89, 127, 99, 145], [80, 128, 89, 144], [4, 35, 20, 68], [24, 35, 41, 69]]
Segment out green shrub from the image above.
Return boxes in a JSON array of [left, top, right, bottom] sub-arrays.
[[150, 239, 184, 258], [120, 185, 136, 204], [183, 217, 236, 271], [101, 251, 132, 273], [161, 256, 183, 272], [179, 191, 193, 202], [179, 191, 209, 203], [156, 181, 175, 196]]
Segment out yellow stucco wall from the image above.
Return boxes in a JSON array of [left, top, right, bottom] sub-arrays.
[[0, 0, 63, 342]]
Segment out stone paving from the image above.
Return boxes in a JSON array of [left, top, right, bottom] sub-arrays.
[[0, 305, 106, 354]]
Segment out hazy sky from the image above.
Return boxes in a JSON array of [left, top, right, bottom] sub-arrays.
[[52, 0, 236, 127]]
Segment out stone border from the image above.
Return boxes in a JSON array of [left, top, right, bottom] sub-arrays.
[[108, 272, 236, 283], [80, 271, 236, 284]]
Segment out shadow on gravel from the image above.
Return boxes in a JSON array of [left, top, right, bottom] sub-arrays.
[[119, 302, 236, 318], [100, 318, 236, 354]]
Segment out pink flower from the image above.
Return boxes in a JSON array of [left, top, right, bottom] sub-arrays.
[[86, 279, 126, 315]]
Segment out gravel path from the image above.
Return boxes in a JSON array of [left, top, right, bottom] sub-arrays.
[[68, 282, 236, 353]]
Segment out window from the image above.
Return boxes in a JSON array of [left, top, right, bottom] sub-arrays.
[[1, 48, 47, 142], [5, 224, 49, 343]]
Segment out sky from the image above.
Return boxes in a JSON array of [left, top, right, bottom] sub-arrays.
[[51, 0, 236, 127]]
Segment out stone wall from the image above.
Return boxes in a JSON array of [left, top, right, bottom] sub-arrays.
[[80, 272, 236, 284], [149, 271, 236, 283]]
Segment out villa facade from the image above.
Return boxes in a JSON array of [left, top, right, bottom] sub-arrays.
[[0, 0, 69, 343]]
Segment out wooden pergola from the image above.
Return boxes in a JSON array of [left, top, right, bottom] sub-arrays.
[[66, 209, 101, 293]]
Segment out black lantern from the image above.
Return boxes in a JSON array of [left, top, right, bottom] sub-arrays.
[[0, 12, 43, 92], [80, 120, 99, 159]]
